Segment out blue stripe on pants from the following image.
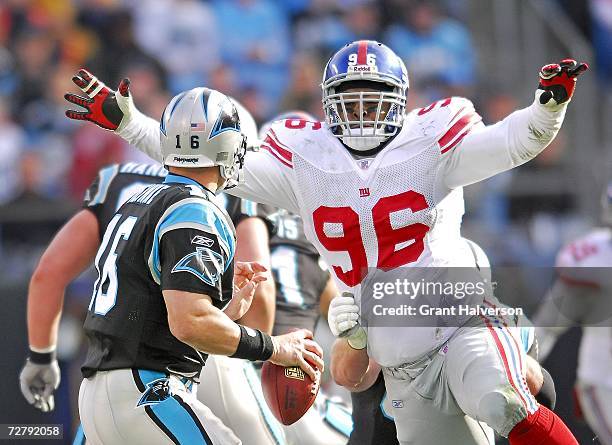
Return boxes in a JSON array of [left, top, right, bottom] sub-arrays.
[[72, 424, 86, 445], [137, 370, 211, 444]]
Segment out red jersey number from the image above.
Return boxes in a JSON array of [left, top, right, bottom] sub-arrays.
[[313, 190, 431, 287]]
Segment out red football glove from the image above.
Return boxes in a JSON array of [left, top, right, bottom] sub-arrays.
[[64, 69, 131, 131], [538, 59, 588, 106]]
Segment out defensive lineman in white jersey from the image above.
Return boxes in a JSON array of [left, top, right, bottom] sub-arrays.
[[65, 40, 587, 444], [534, 183, 612, 445]]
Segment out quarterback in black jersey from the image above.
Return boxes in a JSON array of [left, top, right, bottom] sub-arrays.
[[19, 160, 274, 410], [36, 86, 323, 444]]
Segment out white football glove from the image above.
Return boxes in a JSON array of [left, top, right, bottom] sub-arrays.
[[328, 292, 367, 349], [19, 358, 61, 412]]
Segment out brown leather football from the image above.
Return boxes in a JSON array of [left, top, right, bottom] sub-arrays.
[[261, 362, 319, 425]]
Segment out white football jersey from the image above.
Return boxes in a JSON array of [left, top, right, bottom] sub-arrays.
[[117, 93, 567, 366], [556, 228, 612, 387]]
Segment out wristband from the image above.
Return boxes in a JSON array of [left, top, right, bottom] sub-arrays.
[[29, 347, 57, 365], [344, 326, 367, 350], [230, 325, 274, 361]]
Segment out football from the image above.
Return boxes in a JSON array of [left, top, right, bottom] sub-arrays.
[[261, 362, 319, 425]]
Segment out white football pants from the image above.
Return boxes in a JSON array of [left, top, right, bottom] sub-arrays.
[[78, 369, 240, 444]]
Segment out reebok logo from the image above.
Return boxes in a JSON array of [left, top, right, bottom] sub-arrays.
[[191, 235, 214, 247]]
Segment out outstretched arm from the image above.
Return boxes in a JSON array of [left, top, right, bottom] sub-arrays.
[[65, 69, 163, 162], [442, 59, 588, 189], [65, 69, 300, 211]]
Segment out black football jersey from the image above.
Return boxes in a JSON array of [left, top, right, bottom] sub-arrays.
[[348, 373, 398, 445], [82, 173, 236, 379], [82, 162, 168, 238], [268, 209, 330, 335]]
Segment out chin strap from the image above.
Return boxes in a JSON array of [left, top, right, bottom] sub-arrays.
[[341, 135, 387, 152]]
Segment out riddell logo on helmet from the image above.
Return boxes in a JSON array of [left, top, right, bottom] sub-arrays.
[[349, 65, 377, 73], [173, 156, 198, 164]]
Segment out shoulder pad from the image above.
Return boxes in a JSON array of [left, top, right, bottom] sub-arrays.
[[260, 119, 326, 168], [410, 97, 482, 154]]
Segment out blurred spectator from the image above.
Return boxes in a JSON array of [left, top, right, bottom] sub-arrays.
[[280, 52, 325, 119], [237, 86, 273, 124], [0, 97, 24, 204], [212, 0, 291, 106], [293, 1, 349, 55], [337, 0, 383, 43], [384, 0, 475, 100], [121, 62, 169, 121], [590, 0, 612, 83], [11, 27, 58, 132], [208, 64, 240, 98], [68, 125, 124, 201], [84, 8, 167, 90], [1, 151, 75, 248], [129, 0, 220, 94]]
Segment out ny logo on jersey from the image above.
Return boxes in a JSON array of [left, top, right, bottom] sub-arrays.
[[359, 187, 370, 198], [358, 159, 371, 170], [171, 247, 224, 286], [136, 378, 171, 408]]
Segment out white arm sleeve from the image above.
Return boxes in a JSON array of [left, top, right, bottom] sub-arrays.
[[115, 107, 300, 212], [442, 92, 567, 189], [227, 150, 300, 214], [116, 110, 163, 163]]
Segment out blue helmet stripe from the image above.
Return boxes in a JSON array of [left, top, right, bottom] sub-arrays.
[[169, 91, 187, 120], [200, 88, 212, 120]]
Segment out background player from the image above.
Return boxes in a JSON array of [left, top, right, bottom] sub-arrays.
[[64, 41, 586, 444], [19, 161, 166, 414], [533, 182, 612, 445]]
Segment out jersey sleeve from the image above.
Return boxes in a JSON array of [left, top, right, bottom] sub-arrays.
[[150, 198, 236, 308], [439, 93, 568, 189], [227, 124, 300, 213], [115, 109, 164, 163], [82, 164, 120, 224]]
